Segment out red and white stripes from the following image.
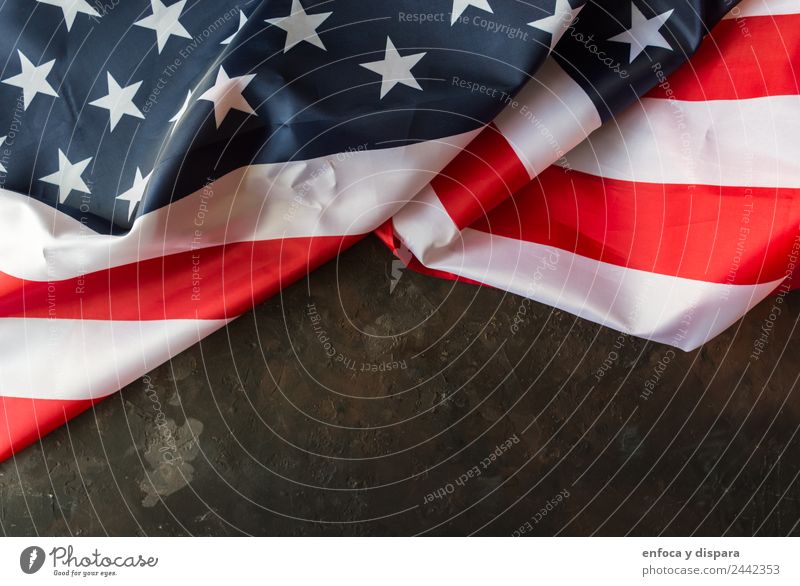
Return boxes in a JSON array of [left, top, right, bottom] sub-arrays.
[[387, 0, 800, 350], [3, 0, 798, 461], [0, 130, 479, 460]]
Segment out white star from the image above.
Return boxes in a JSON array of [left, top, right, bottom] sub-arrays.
[[0, 137, 7, 174], [608, 4, 674, 62], [360, 37, 426, 100], [134, 0, 192, 54], [265, 0, 332, 53], [36, 0, 100, 31], [168, 89, 193, 134], [450, 0, 492, 25], [117, 167, 152, 220], [221, 10, 247, 45], [528, 0, 583, 50], [39, 149, 92, 204], [89, 72, 145, 131], [1, 51, 58, 110], [198, 66, 256, 128]]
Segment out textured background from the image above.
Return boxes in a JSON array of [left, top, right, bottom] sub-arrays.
[[2, 237, 799, 536]]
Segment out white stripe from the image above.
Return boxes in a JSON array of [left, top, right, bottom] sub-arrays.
[[0, 131, 478, 281], [559, 95, 800, 188], [724, 0, 800, 18], [393, 190, 782, 351], [0, 318, 228, 400], [493, 60, 601, 178]]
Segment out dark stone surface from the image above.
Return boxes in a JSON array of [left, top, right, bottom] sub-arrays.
[[2, 237, 799, 536]]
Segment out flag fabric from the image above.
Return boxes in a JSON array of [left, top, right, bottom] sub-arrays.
[[0, 0, 770, 461], [382, 0, 798, 350], [0, 0, 589, 460]]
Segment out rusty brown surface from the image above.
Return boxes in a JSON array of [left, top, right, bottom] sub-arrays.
[[2, 237, 798, 536]]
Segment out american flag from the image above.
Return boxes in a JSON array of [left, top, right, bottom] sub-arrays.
[[382, 0, 799, 350], [1, 0, 792, 461]]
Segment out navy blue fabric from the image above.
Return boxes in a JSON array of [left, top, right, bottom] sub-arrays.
[[0, 0, 569, 232]]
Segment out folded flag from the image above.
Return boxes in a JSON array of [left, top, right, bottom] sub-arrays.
[[0, 0, 584, 460], [2, 0, 791, 462], [384, 0, 799, 349]]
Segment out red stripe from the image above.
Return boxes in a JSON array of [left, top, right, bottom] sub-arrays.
[[0, 235, 361, 320], [430, 16, 800, 236], [431, 123, 530, 230], [646, 14, 800, 101], [0, 396, 98, 461], [469, 167, 800, 285]]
